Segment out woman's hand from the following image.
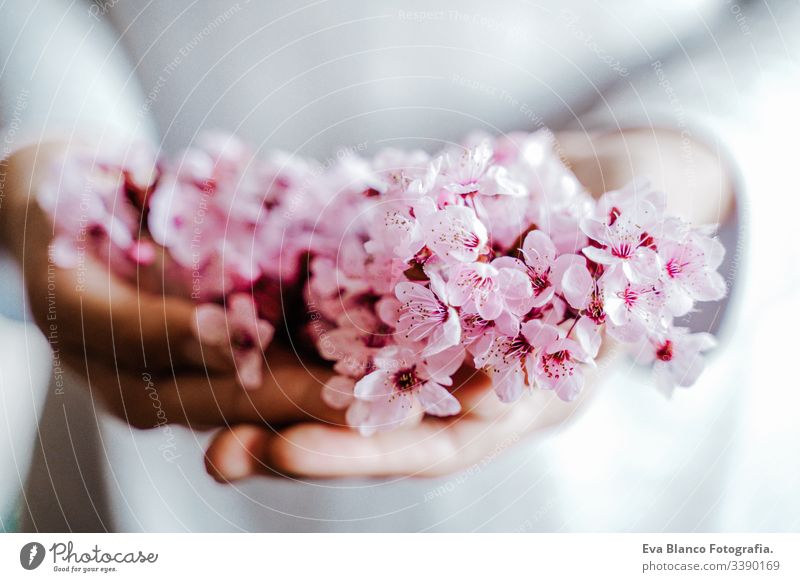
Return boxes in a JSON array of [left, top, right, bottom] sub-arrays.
[[203, 126, 734, 481], [1, 144, 341, 431], [1, 126, 732, 481], [204, 347, 619, 480]]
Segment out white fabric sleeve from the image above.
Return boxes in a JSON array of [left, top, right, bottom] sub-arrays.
[[0, 0, 158, 157]]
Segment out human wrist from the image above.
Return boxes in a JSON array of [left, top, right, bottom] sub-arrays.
[[0, 142, 70, 261], [0, 154, 19, 253]]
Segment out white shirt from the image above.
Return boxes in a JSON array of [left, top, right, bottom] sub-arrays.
[[2, 0, 797, 532]]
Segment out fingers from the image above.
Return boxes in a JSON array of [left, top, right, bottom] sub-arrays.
[[75, 347, 344, 430], [5, 146, 228, 373], [201, 367, 507, 481], [205, 354, 626, 481], [27, 243, 227, 373], [205, 425, 272, 481], [205, 400, 533, 481], [19, 212, 193, 372], [71, 352, 237, 430]]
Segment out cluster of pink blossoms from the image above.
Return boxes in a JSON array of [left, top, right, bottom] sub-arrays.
[[40, 130, 726, 435]]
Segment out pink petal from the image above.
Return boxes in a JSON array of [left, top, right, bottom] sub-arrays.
[[351, 397, 411, 435], [554, 370, 584, 402], [666, 286, 694, 317], [669, 356, 705, 388], [228, 294, 257, 327], [606, 318, 647, 343], [690, 271, 727, 302], [625, 247, 661, 283], [445, 267, 472, 307], [346, 400, 377, 436], [476, 291, 504, 321], [317, 327, 359, 361], [51, 236, 80, 268], [579, 218, 609, 244], [235, 349, 263, 390], [574, 317, 601, 360], [353, 369, 391, 402], [421, 346, 465, 383], [492, 364, 526, 403], [521, 320, 559, 349], [128, 240, 156, 266], [522, 230, 556, 266], [582, 245, 614, 265], [427, 270, 449, 301], [194, 304, 228, 345], [395, 281, 434, 304], [256, 320, 275, 350], [376, 297, 402, 327], [496, 263, 533, 302], [422, 307, 461, 357], [321, 376, 356, 410], [556, 256, 593, 310], [417, 381, 461, 416], [495, 310, 521, 337]]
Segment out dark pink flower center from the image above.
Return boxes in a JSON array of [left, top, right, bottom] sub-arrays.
[[664, 258, 687, 278], [541, 350, 575, 379], [621, 286, 639, 308], [88, 224, 105, 239], [392, 367, 421, 392], [504, 335, 533, 361], [232, 330, 255, 351], [458, 270, 496, 295], [656, 340, 674, 361], [586, 291, 606, 324], [458, 231, 481, 249], [461, 313, 490, 341], [611, 242, 634, 259], [528, 266, 551, 295], [402, 297, 448, 322], [639, 231, 657, 250]]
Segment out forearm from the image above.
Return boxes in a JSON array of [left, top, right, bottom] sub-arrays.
[[0, 143, 68, 261]]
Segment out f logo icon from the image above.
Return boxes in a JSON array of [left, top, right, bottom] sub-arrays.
[[20, 542, 45, 570]]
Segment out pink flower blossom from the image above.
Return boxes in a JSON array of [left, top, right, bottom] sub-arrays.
[[317, 306, 393, 378], [519, 230, 558, 307], [193, 293, 275, 390], [446, 261, 530, 321], [659, 229, 727, 316], [475, 332, 536, 402], [601, 269, 667, 342], [350, 345, 465, 435], [523, 320, 591, 401], [441, 141, 526, 197], [39, 142, 158, 270], [39, 129, 729, 433], [634, 327, 717, 395], [148, 133, 265, 291], [581, 179, 665, 283], [419, 204, 489, 263], [393, 272, 461, 356]]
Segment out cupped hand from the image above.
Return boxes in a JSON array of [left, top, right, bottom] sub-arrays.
[[203, 349, 618, 481], [2, 143, 339, 432]]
